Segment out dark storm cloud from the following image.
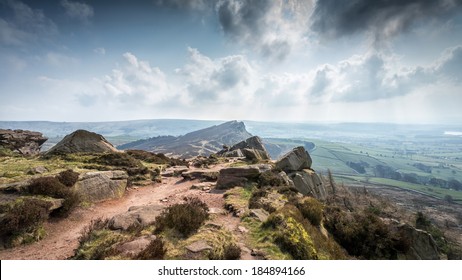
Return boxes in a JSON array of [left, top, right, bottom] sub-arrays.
[[311, 0, 462, 45]]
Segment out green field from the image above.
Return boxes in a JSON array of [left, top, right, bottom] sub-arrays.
[[307, 136, 462, 204]]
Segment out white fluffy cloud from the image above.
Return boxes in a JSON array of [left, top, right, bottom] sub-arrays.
[[216, 0, 313, 61], [101, 52, 170, 105]]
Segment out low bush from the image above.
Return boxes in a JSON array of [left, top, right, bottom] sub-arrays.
[[248, 188, 269, 209], [208, 242, 241, 260], [135, 238, 167, 260], [324, 206, 405, 259], [297, 197, 324, 226], [57, 169, 79, 187], [154, 197, 209, 237], [258, 170, 286, 187], [94, 152, 149, 176], [264, 205, 318, 260], [27, 177, 80, 217], [0, 198, 51, 246]]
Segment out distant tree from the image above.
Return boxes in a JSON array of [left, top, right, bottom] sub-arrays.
[[448, 179, 462, 191], [444, 195, 454, 204], [327, 169, 336, 196]]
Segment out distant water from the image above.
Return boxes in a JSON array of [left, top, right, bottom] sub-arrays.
[[444, 131, 462, 136]]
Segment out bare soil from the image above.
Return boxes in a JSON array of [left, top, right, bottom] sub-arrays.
[[0, 164, 255, 260]]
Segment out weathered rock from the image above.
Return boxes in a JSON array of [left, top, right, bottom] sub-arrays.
[[251, 191, 288, 213], [398, 224, 441, 260], [186, 240, 212, 253], [191, 182, 215, 191], [250, 209, 270, 222], [27, 166, 48, 175], [275, 146, 312, 172], [73, 171, 128, 203], [109, 205, 164, 231], [162, 166, 189, 177], [181, 170, 218, 181], [221, 149, 244, 158], [0, 180, 31, 193], [278, 171, 295, 188], [46, 129, 118, 155], [0, 129, 47, 156], [216, 164, 272, 189], [116, 235, 157, 256], [289, 169, 327, 201], [218, 136, 270, 161]]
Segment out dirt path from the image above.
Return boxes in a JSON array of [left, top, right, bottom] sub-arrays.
[[0, 165, 255, 260]]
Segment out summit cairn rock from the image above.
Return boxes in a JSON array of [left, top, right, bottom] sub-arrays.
[[275, 146, 312, 172], [0, 129, 48, 156], [46, 129, 118, 155], [218, 136, 270, 161], [275, 146, 326, 201]]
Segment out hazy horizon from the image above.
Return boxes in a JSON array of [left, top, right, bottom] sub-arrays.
[[1, 1, 462, 124]]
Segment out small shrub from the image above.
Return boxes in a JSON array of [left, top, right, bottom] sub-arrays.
[[57, 169, 79, 187], [248, 188, 269, 209], [258, 170, 286, 187], [297, 197, 324, 226], [224, 243, 241, 260], [0, 198, 51, 246], [154, 197, 209, 237], [135, 238, 167, 260], [28, 177, 80, 217], [78, 218, 110, 245], [94, 152, 141, 168]]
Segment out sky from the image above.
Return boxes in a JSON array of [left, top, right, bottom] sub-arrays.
[[0, 0, 462, 124]]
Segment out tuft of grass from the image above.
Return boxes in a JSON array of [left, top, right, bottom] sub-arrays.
[[135, 238, 167, 260], [297, 197, 324, 226], [0, 198, 51, 247], [154, 197, 209, 237], [27, 177, 81, 217], [56, 169, 79, 187]]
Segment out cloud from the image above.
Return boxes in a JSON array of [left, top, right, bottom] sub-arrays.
[[44, 52, 79, 67], [311, 0, 462, 46], [0, 0, 58, 46], [435, 45, 462, 82], [156, 0, 211, 11], [101, 52, 170, 105], [216, 0, 313, 61], [93, 47, 106, 55], [176, 47, 257, 103], [60, 0, 94, 23]]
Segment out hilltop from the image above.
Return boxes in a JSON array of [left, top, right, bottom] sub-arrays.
[[119, 120, 253, 157]]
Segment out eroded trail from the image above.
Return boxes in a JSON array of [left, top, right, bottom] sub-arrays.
[[0, 165, 254, 260], [0, 176, 193, 260]]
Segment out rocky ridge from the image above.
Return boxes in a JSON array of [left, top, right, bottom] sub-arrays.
[[0, 129, 47, 156]]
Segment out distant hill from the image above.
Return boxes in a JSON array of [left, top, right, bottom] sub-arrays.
[[119, 121, 253, 158]]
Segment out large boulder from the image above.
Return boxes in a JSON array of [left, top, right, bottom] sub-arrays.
[[216, 164, 271, 189], [218, 136, 270, 161], [109, 205, 164, 230], [0, 129, 47, 156], [398, 224, 441, 260], [73, 171, 128, 203], [275, 146, 312, 172], [289, 169, 327, 201], [46, 129, 118, 155]]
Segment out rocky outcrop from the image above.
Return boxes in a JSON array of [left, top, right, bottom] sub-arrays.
[[275, 146, 312, 172], [0, 129, 47, 156], [216, 164, 271, 189], [289, 170, 327, 200], [115, 235, 157, 256], [398, 224, 441, 260], [46, 129, 118, 155], [275, 146, 326, 201], [73, 171, 128, 203], [109, 205, 164, 231], [218, 136, 270, 161]]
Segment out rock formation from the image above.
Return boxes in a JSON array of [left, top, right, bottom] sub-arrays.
[[397, 224, 441, 260], [119, 120, 253, 158], [73, 171, 128, 203], [0, 129, 47, 156], [46, 129, 118, 155], [275, 146, 326, 201], [218, 136, 270, 161], [216, 164, 272, 189]]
